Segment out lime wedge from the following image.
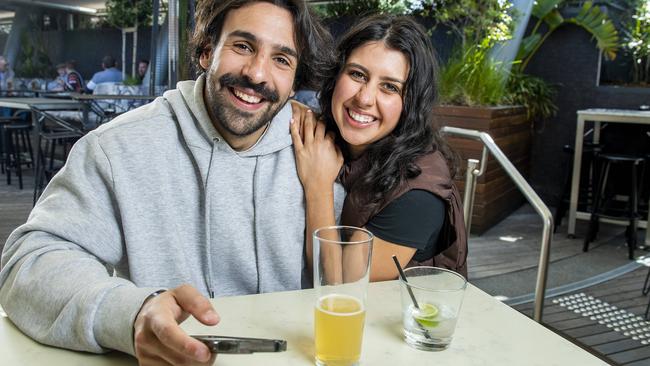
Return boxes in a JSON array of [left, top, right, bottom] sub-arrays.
[[418, 303, 439, 318], [414, 303, 439, 328]]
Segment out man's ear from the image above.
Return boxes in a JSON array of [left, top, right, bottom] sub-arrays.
[[290, 89, 296, 97], [199, 48, 213, 70]]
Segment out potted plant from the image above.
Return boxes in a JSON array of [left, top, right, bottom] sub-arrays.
[[432, 0, 618, 233]]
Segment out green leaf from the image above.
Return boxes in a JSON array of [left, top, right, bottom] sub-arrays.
[[532, 0, 564, 20], [544, 9, 564, 30], [439, 44, 510, 107], [517, 34, 542, 62]]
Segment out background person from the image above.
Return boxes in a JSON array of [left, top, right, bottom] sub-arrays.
[[47, 63, 68, 91], [63, 60, 85, 92], [0, 1, 335, 365], [137, 59, 149, 83], [0, 55, 14, 91], [291, 15, 468, 282], [0, 55, 15, 116], [86, 55, 123, 91]]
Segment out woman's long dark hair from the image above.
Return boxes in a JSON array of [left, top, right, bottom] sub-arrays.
[[320, 15, 457, 203]]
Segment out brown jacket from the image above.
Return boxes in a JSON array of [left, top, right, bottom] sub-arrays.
[[339, 151, 468, 278]]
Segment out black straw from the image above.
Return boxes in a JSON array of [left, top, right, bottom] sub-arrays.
[[392, 256, 420, 309], [392, 255, 432, 340]]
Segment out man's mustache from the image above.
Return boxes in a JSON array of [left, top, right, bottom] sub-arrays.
[[219, 74, 279, 103]]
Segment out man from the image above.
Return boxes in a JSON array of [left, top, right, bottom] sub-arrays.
[[86, 55, 124, 91], [0, 1, 336, 365], [137, 59, 149, 83]]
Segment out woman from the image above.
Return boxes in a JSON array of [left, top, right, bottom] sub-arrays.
[[290, 15, 468, 281]]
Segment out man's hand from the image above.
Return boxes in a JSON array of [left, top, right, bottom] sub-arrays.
[[134, 285, 220, 366]]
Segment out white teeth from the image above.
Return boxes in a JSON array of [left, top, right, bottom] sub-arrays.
[[233, 89, 262, 104], [348, 110, 374, 123]]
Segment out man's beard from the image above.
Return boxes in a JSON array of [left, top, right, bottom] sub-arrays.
[[205, 72, 286, 137]]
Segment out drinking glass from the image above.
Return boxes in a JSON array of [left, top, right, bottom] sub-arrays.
[[400, 266, 467, 351], [313, 226, 373, 366]]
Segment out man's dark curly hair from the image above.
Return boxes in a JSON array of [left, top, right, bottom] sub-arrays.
[[320, 15, 458, 203], [190, 0, 333, 90]]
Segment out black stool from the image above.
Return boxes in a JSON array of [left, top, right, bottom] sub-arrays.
[[30, 107, 85, 204], [3, 121, 34, 189], [640, 153, 650, 219], [583, 153, 645, 259], [554, 143, 601, 232], [0, 116, 25, 175], [33, 130, 81, 204]]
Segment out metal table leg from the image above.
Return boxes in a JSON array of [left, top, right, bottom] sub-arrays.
[[568, 116, 586, 237]]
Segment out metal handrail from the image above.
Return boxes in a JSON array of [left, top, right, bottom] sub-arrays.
[[441, 126, 553, 323]]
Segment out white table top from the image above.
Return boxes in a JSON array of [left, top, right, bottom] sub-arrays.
[[577, 108, 650, 122], [1, 281, 607, 365], [0, 97, 82, 110]]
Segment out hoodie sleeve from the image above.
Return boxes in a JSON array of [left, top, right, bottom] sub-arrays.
[[0, 133, 161, 355]]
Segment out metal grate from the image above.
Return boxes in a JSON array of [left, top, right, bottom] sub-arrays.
[[554, 293, 650, 345]]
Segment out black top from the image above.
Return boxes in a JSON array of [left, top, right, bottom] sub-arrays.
[[365, 189, 446, 262]]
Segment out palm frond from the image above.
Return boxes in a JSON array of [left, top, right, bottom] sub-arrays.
[[532, 0, 565, 20], [569, 1, 620, 60]]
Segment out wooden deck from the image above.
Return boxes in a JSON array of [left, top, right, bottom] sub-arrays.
[[515, 267, 650, 365], [0, 169, 33, 250], [467, 203, 631, 280]]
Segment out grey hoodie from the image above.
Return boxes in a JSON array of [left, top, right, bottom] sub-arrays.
[[0, 75, 344, 356]]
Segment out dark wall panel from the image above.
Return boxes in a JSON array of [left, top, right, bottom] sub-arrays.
[[525, 25, 650, 205], [42, 27, 152, 80], [0, 33, 7, 53]]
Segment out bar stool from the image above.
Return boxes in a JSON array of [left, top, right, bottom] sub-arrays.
[[554, 142, 601, 232], [33, 130, 81, 204], [30, 108, 85, 204], [0, 115, 26, 175], [2, 119, 34, 189], [583, 153, 645, 259]]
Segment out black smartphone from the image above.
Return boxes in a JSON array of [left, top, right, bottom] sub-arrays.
[[191, 335, 287, 354]]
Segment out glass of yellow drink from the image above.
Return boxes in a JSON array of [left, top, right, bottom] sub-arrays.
[[313, 226, 373, 366]]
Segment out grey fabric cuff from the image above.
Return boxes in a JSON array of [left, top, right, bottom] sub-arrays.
[[93, 286, 165, 356]]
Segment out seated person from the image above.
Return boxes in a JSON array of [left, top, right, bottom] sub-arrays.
[[0, 1, 336, 365], [0, 55, 14, 116], [63, 60, 85, 92], [0, 55, 15, 91], [136, 59, 149, 84], [290, 15, 468, 281], [47, 63, 67, 91], [86, 55, 123, 91]]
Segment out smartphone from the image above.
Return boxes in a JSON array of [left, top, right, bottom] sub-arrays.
[[191, 335, 287, 354]]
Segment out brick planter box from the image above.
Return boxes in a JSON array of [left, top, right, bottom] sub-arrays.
[[434, 105, 531, 234]]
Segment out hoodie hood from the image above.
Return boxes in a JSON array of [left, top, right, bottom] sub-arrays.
[[164, 73, 293, 157]]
